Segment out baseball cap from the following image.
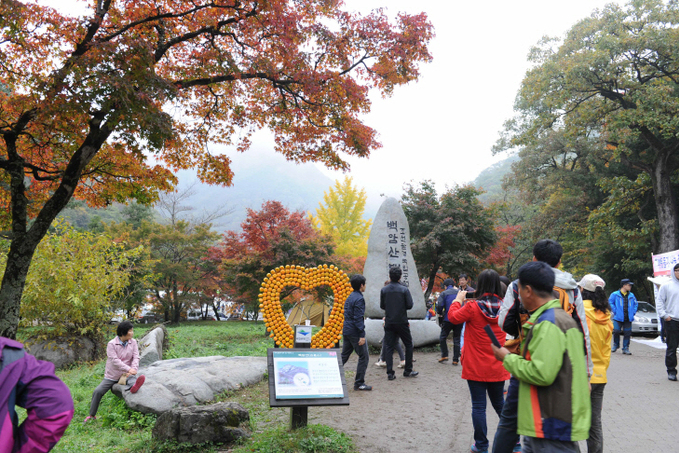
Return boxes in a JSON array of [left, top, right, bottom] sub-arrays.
[[578, 274, 606, 292], [620, 278, 634, 286]]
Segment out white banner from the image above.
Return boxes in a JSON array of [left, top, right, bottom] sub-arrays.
[[651, 249, 679, 276]]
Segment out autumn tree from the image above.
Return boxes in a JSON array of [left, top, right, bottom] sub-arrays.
[[215, 201, 334, 318], [498, 0, 679, 255], [311, 176, 372, 257], [0, 0, 433, 338], [401, 181, 497, 299]]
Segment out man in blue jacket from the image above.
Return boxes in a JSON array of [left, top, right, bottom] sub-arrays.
[[341, 274, 372, 391], [609, 278, 638, 355], [436, 278, 463, 365]]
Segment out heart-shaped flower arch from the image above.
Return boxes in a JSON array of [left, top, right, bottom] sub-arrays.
[[259, 264, 352, 348]]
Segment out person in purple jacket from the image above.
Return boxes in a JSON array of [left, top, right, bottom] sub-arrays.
[[0, 336, 74, 453], [84, 321, 145, 423]]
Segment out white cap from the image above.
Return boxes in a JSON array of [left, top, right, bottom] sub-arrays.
[[578, 274, 606, 292]]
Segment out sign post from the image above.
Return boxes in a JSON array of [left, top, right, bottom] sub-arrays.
[[267, 339, 349, 430], [290, 325, 312, 428]]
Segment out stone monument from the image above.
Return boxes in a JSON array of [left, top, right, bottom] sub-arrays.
[[362, 197, 439, 347], [364, 197, 426, 318]]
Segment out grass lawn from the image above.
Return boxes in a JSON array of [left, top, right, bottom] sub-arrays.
[[15, 321, 357, 453]]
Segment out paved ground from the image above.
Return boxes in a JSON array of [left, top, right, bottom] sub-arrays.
[[310, 337, 679, 453]]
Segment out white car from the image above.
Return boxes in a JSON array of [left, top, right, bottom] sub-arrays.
[[632, 301, 659, 335]]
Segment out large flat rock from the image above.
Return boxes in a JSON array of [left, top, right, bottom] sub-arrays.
[[363, 197, 426, 319], [112, 356, 267, 415], [364, 318, 439, 348]]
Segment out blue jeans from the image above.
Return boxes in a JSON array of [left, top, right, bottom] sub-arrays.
[[612, 320, 631, 351], [467, 380, 506, 451], [439, 321, 463, 361], [492, 376, 520, 453]]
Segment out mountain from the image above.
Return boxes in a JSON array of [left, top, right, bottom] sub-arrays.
[[59, 145, 337, 233], [177, 146, 335, 231], [472, 154, 518, 204]]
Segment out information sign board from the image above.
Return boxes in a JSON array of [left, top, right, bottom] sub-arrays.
[[267, 348, 349, 407]]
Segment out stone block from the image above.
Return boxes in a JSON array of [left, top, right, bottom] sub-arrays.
[[138, 325, 166, 368], [364, 318, 440, 348], [152, 402, 250, 444], [24, 336, 98, 369]]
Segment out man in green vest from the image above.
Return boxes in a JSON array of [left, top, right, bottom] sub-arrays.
[[491, 261, 590, 452]]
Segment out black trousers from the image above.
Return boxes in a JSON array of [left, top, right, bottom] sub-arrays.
[[341, 335, 369, 388], [384, 323, 414, 375], [665, 319, 679, 373], [439, 320, 463, 361]]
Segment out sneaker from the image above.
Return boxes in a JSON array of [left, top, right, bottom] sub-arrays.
[[471, 444, 488, 453], [130, 375, 146, 393], [512, 442, 522, 452], [375, 360, 387, 368], [355, 384, 372, 391], [438, 357, 449, 363], [611, 346, 618, 353], [83, 415, 96, 424], [397, 360, 406, 368], [622, 349, 632, 355], [388, 374, 396, 381], [669, 371, 677, 381], [452, 360, 459, 366], [403, 371, 419, 378]]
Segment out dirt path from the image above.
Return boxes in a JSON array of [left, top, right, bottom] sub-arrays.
[[309, 350, 500, 453]]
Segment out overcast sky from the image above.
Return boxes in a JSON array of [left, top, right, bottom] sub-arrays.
[[47, 0, 626, 213], [317, 0, 626, 204]]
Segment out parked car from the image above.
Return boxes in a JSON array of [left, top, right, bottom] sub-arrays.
[[110, 310, 125, 324], [211, 312, 232, 321], [632, 301, 659, 335], [187, 310, 203, 321]]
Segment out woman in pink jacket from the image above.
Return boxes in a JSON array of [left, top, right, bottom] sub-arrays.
[[448, 269, 509, 453], [85, 321, 145, 423]]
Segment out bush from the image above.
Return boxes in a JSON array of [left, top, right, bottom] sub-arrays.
[[4, 222, 146, 340]]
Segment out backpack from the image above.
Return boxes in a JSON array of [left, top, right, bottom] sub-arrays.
[[554, 287, 574, 315]]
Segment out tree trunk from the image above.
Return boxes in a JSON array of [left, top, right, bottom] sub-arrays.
[[651, 154, 679, 253], [0, 239, 40, 339], [0, 118, 114, 338], [423, 264, 438, 300]]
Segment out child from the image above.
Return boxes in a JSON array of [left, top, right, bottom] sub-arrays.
[[491, 262, 590, 453]]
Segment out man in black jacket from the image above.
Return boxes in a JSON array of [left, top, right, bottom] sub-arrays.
[[341, 274, 372, 391], [380, 267, 419, 380]]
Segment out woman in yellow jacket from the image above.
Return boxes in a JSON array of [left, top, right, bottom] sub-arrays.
[[578, 274, 612, 453]]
